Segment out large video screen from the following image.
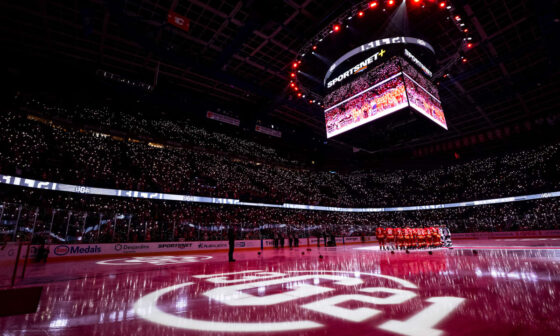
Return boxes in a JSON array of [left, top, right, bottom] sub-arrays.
[[324, 59, 407, 138], [323, 56, 447, 138], [401, 61, 447, 130]]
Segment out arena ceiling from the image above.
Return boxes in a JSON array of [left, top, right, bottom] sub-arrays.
[[1, 0, 559, 153]]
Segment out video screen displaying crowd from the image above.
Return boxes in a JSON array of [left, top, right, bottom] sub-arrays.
[[0, 94, 559, 244], [325, 77, 407, 137]]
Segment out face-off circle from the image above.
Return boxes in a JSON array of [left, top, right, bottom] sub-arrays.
[[96, 255, 212, 266], [134, 270, 464, 334]]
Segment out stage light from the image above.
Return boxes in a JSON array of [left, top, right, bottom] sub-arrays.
[[358, 11, 364, 17], [312, 45, 317, 50], [455, 15, 461, 21], [439, 2, 446, 8], [290, 82, 295, 88], [412, 0, 421, 4], [297, 92, 302, 97], [290, 72, 296, 78], [387, 0, 395, 6], [467, 43, 473, 49], [292, 62, 299, 68], [462, 58, 468, 63], [369, 1, 378, 8], [333, 24, 341, 32], [463, 28, 469, 33]]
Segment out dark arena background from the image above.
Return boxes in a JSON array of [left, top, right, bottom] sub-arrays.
[[1, 0, 560, 335]]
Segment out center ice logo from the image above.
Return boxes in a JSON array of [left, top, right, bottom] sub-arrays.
[[134, 270, 465, 334]]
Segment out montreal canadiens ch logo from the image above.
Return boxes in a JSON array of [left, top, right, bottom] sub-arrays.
[[53, 245, 69, 256], [134, 270, 465, 335]]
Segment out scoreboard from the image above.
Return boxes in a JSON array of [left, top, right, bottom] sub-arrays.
[[323, 38, 447, 138]]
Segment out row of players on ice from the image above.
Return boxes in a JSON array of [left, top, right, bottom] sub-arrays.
[[375, 226, 452, 250]]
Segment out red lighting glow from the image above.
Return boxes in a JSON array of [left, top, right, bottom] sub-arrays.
[[312, 45, 317, 50], [388, 0, 395, 6], [290, 73, 296, 78], [358, 11, 364, 17], [462, 58, 468, 63], [333, 24, 341, 32], [369, 2, 378, 8], [292, 62, 298, 68], [412, 0, 421, 4], [467, 43, 473, 49], [290, 82, 295, 88], [297, 92, 302, 97], [455, 15, 461, 21], [439, 2, 446, 8], [464, 28, 469, 33]]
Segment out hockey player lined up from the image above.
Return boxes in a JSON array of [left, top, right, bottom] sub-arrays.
[[396, 227, 405, 250], [404, 227, 412, 249], [386, 227, 395, 250]]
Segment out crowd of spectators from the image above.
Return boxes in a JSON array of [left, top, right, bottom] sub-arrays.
[[0, 96, 559, 244], [1, 105, 558, 208]]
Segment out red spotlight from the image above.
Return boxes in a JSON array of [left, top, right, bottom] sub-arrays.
[[454, 15, 461, 21], [467, 43, 473, 49], [387, 0, 395, 6], [358, 11, 364, 17], [297, 92, 302, 98], [463, 28, 469, 33], [369, 1, 378, 8], [292, 62, 299, 68], [309, 100, 313, 104], [333, 24, 340, 32], [412, 0, 421, 4], [290, 72, 296, 78], [439, 2, 446, 8], [312, 45, 317, 50], [294, 86, 299, 91], [462, 58, 468, 63], [290, 82, 295, 88]]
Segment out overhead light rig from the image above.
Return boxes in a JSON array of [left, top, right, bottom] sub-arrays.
[[287, 0, 476, 105]]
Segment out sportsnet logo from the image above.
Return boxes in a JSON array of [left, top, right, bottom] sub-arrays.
[[53, 245, 101, 256], [157, 243, 193, 249]]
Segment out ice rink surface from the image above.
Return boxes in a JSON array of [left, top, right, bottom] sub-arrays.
[[1, 238, 559, 336]]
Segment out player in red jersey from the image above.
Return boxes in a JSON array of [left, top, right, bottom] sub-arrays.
[[386, 227, 395, 250], [376, 226, 386, 250], [404, 227, 412, 250], [425, 227, 433, 248], [433, 226, 442, 247], [417, 227, 426, 249], [428, 227, 436, 248], [396, 227, 405, 250]]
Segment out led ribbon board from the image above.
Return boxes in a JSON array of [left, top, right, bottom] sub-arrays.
[[323, 37, 435, 87], [2, 174, 560, 213]]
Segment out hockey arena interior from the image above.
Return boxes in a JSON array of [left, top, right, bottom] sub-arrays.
[[1, 0, 560, 335]]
